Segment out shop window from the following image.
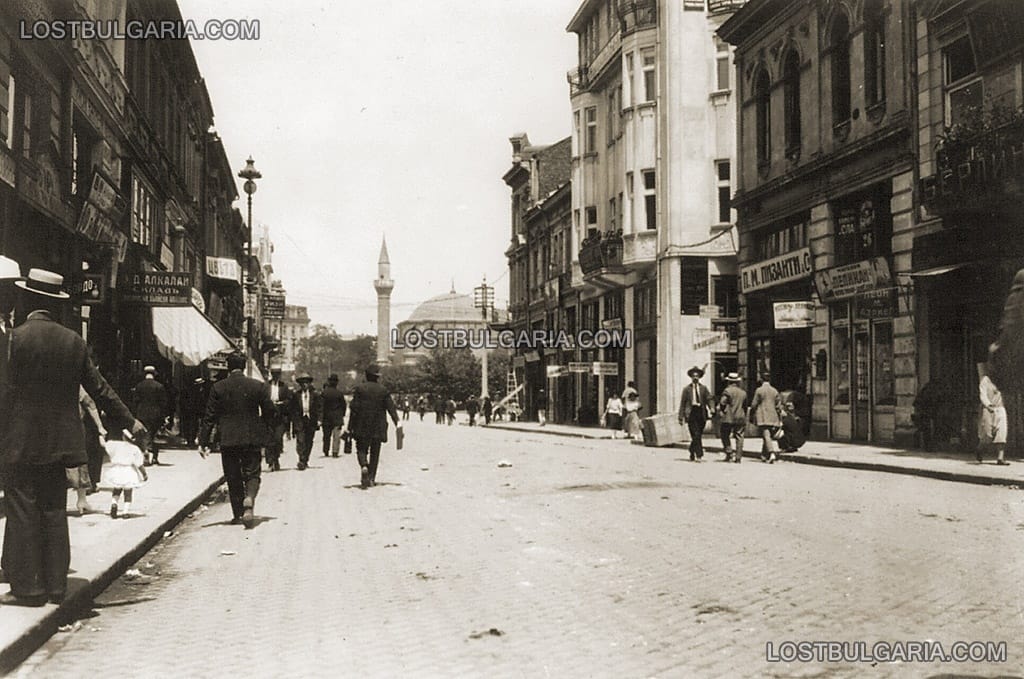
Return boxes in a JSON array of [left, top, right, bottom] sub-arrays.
[[864, 0, 886, 107], [943, 35, 982, 127], [832, 319, 851, 405], [681, 258, 708, 315], [752, 337, 771, 381], [783, 50, 801, 152], [711, 275, 739, 318], [635, 283, 655, 326], [830, 11, 852, 125], [833, 192, 892, 266], [873, 321, 895, 406], [754, 67, 771, 167]]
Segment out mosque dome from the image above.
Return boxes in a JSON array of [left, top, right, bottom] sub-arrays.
[[405, 292, 483, 324]]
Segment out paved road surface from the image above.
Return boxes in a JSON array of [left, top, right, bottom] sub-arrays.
[[14, 418, 1024, 678]]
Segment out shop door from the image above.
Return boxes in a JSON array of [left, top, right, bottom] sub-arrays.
[[852, 323, 870, 441], [635, 338, 653, 415]]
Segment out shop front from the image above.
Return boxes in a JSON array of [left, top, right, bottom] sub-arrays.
[[740, 246, 814, 411]]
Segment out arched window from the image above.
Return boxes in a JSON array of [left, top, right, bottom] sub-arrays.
[[864, 0, 886, 106], [754, 67, 771, 166], [830, 11, 851, 125], [783, 50, 801, 152]]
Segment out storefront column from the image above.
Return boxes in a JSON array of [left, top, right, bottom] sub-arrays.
[[808, 202, 832, 440], [890, 171, 918, 447]]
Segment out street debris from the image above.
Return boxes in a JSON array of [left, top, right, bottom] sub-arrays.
[[497, 460, 512, 468], [468, 628, 504, 639], [57, 621, 82, 633], [124, 568, 142, 579], [420, 465, 429, 471], [220, 550, 237, 556], [384, 543, 398, 548]]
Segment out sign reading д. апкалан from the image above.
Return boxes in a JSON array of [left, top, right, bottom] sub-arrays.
[[740, 247, 812, 294], [123, 271, 193, 306]]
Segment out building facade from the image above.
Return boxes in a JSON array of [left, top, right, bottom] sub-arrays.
[[279, 303, 310, 378], [565, 0, 744, 423], [913, 0, 1024, 452], [721, 0, 917, 445]]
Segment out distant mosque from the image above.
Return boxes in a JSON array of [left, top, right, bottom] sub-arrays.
[[373, 236, 503, 367]]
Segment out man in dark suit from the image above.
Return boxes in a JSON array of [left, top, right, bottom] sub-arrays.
[[290, 372, 321, 470], [132, 365, 168, 465], [265, 365, 292, 471], [0, 269, 145, 605], [678, 365, 712, 461], [180, 376, 207, 447], [320, 373, 347, 457], [199, 352, 274, 528], [347, 364, 400, 489]]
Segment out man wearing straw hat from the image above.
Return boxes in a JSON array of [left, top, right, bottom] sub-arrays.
[[0, 269, 146, 606], [717, 372, 748, 463], [132, 365, 168, 466], [678, 365, 712, 461]]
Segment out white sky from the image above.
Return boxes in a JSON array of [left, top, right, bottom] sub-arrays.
[[178, 0, 580, 334]]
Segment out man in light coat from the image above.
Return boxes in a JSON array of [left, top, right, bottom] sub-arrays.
[[717, 372, 748, 463], [750, 374, 782, 463]]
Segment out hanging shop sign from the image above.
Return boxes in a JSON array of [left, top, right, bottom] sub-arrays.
[[206, 256, 241, 283], [601, 317, 624, 330], [568, 362, 591, 373], [855, 289, 896, 320], [79, 273, 105, 305], [739, 247, 812, 294], [592, 362, 619, 376], [546, 365, 568, 378], [813, 257, 893, 303], [699, 305, 723, 319], [123, 271, 193, 306], [692, 328, 730, 351], [261, 292, 286, 319], [524, 351, 540, 363], [513, 355, 526, 368], [773, 301, 816, 329], [191, 287, 206, 313]]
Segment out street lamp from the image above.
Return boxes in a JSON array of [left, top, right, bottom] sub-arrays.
[[238, 157, 261, 376], [474, 275, 495, 398]]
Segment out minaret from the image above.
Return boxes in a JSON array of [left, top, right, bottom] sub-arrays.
[[374, 236, 394, 365]]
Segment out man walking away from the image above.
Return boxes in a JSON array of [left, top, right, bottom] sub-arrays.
[[265, 366, 293, 471], [446, 398, 456, 426], [0, 269, 146, 605], [482, 395, 493, 425], [678, 366, 712, 461], [401, 397, 411, 421], [199, 352, 275, 528], [434, 395, 445, 424], [466, 395, 479, 426], [290, 373, 321, 470], [321, 374, 347, 458], [347, 364, 400, 488], [180, 376, 206, 448], [750, 374, 782, 463], [717, 372, 747, 463], [536, 389, 548, 426], [132, 365, 168, 465]]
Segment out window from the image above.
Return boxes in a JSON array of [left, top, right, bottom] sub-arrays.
[[604, 290, 624, 320], [0, 71, 12, 149], [585, 106, 597, 154], [642, 169, 656, 230], [573, 110, 580, 151], [943, 35, 982, 126], [830, 11, 852, 125], [715, 36, 730, 91], [783, 50, 801, 151], [635, 283, 656, 326], [711, 275, 739, 318], [715, 160, 731, 224], [625, 52, 635, 105], [831, 314, 851, 405], [20, 87, 32, 159], [131, 174, 155, 248], [641, 48, 656, 102], [864, 0, 886, 106], [618, 192, 624, 233], [609, 196, 617, 232], [873, 321, 895, 405], [680, 258, 708, 315], [754, 217, 807, 261], [586, 206, 598, 230], [833, 192, 892, 266], [754, 67, 771, 167], [607, 89, 618, 144]]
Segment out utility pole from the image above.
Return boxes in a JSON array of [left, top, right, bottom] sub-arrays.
[[474, 275, 495, 398]]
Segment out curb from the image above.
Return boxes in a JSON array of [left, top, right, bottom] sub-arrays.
[[0, 473, 226, 675], [483, 423, 613, 440]]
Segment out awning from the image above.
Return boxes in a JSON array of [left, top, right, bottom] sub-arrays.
[[907, 263, 970, 277], [152, 305, 236, 366]]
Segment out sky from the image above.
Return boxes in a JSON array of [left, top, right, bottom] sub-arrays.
[[178, 0, 581, 335]]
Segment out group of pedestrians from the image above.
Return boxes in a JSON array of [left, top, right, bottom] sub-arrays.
[[602, 381, 643, 439], [679, 365, 805, 464]]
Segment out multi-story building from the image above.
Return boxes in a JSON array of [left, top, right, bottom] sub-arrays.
[[504, 135, 574, 422], [912, 0, 1024, 452], [565, 0, 744, 421], [720, 0, 917, 445], [279, 303, 310, 377]]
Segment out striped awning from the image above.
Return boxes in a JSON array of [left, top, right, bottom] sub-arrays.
[[152, 305, 235, 367]]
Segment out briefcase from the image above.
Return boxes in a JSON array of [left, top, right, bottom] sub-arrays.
[[343, 431, 352, 454], [396, 426, 404, 451]]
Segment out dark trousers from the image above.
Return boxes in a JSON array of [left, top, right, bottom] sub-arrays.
[[180, 411, 200, 445], [141, 417, 163, 456], [295, 418, 317, 464], [687, 406, 707, 457], [355, 438, 382, 483], [83, 415, 104, 490], [0, 464, 70, 598], [220, 446, 261, 519], [266, 421, 287, 467], [468, 413, 477, 426], [322, 423, 343, 455], [435, 411, 443, 424], [484, 412, 491, 425]]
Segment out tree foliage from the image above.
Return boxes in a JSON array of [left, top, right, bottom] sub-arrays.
[[418, 346, 480, 402], [486, 348, 512, 399], [295, 327, 375, 390]]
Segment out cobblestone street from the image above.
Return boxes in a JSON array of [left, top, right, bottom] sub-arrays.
[[14, 419, 1024, 678]]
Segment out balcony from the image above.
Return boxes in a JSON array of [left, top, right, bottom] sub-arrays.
[[707, 0, 748, 15], [618, 0, 657, 35], [622, 230, 657, 271], [579, 231, 628, 289]]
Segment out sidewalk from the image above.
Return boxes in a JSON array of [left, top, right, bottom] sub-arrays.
[[0, 448, 223, 674], [484, 420, 1024, 487]]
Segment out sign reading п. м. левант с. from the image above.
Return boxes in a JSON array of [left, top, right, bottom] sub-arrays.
[[739, 247, 813, 294]]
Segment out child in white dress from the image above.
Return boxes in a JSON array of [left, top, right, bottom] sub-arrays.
[[102, 433, 148, 518]]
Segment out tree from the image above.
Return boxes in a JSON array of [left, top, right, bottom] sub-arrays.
[[418, 346, 479, 402], [380, 363, 424, 397], [296, 328, 375, 387], [487, 348, 512, 399]]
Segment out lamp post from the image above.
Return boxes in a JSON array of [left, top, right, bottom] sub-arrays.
[[474, 275, 495, 398], [238, 157, 261, 376]]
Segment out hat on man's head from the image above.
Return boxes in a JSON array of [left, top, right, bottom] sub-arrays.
[[296, 372, 313, 383], [687, 366, 705, 379], [15, 268, 69, 299], [0, 256, 22, 281], [328, 373, 339, 383], [143, 365, 156, 374], [365, 364, 381, 377], [724, 372, 742, 382]]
